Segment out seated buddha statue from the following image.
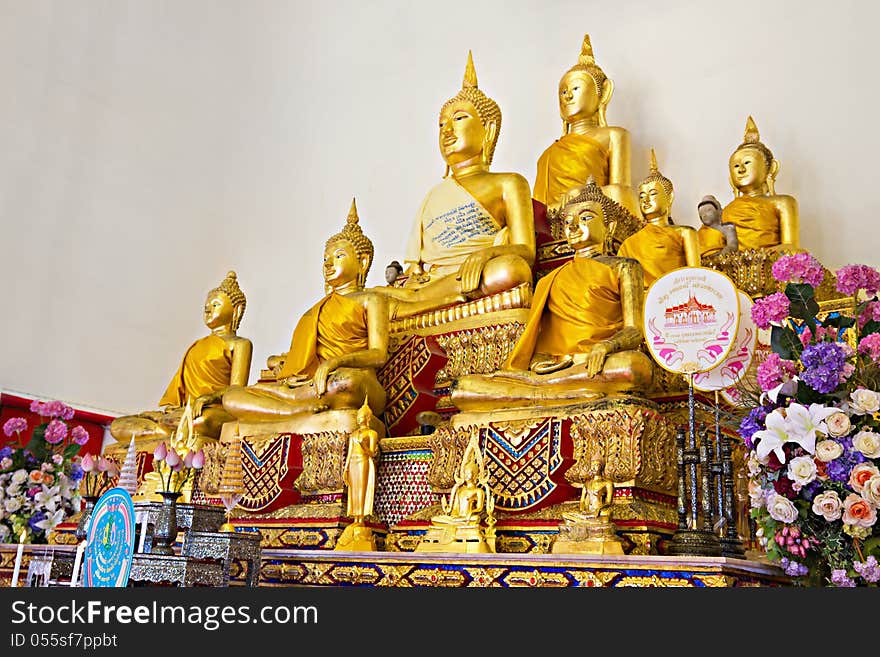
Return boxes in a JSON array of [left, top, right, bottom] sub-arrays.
[[696, 194, 738, 257], [109, 271, 253, 448], [386, 52, 535, 317], [221, 200, 389, 422], [451, 180, 654, 411], [617, 149, 700, 288], [722, 116, 799, 251], [534, 34, 638, 216]]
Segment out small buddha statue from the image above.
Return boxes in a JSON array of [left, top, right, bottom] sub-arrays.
[[534, 34, 638, 216], [388, 51, 535, 316], [696, 194, 738, 257], [451, 180, 654, 410], [336, 397, 381, 551], [722, 116, 799, 251], [109, 271, 253, 448], [562, 454, 614, 523], [221, 200, 389, 422], [617, 149, 700, 288]]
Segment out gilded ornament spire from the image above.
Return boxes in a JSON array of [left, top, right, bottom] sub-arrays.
[[463, 50, 478, 89], [743, 115, 760, 145], [578, 34, 595, 66], [649, 148, 659, 174]]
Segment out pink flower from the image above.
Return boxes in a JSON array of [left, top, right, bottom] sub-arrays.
[[842, 493, 878, 528], [192, 449, 205, 469], [29, 400, 49, 416], [751, 292, 790, 329], [772, 253, 825, 287], [81, 453, 95, 473], [51, 453, 63, 465], [44, 419, 67, 444], [184, 451, 194, 468], [70, 426, 89, 446], [799, 326, 812, 348], [165, 450, 181, 469], [757, 353, 798, 391], [859, 333, 880, 363], [858, 301, 880, 330], [2, 417, 27, 437], [45, 400, 74, 420], [0, 457, 11, 469], [836, 264, 880, 297], [97, 457, 110, 472], [153, 442, 167, 462]]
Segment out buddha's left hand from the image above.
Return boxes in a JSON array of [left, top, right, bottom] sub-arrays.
[[457, 251, 491, 295], [584, 342, 612, 378], [314, 358, 340, 397]]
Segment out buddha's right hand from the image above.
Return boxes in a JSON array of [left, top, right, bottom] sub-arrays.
[[281, 374, 310, 388], [530, 354, 574, 375]]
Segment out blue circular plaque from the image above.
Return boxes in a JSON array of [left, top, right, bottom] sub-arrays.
[[83, 487, 136, 587]]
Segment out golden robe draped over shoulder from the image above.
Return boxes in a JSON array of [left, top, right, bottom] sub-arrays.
[[722, 196, 780, 250], [617, 223, 687, 288], [277, 292, 369, 380], [159, 334, 232, 407], [697, 225, 727, 258], [533, 133, 609, 206], [505, 257, 622, 370]]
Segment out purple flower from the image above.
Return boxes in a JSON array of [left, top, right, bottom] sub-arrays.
[[781, 558, 809, 577], [800, 479, 822, 502], [751, 292, 791, 330], [853, 556, 880, 583], [70, 426, 89, 446], [69, 462, 84, 482], [772, 253, 825, 287], [28, 512, 46, 533], [830, 569, 857, 587], [740, 405, 772, 448], [0, 446, 12, 460], [825, 436, 867, 483], [2, 417, 27, 437], [800, 342, 847, 394], [29, 400, 49, 417], [837, 264, 880, 297], [44, 420, 68, 445]]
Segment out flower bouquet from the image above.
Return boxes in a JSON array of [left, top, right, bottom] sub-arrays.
[[0, 400, 87, 544], [151, 442, 205, 494], [743, 255, 880, 586]]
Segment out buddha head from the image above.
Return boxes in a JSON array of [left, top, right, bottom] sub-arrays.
[[638, 149, 674, 223], [729, 116, 779, 196], [384, 260, 403, 286], [697, 195, 723, 228], [356, 395, 372, 428], [587, 452, 606, 479], [439, 51, 502, 172], [204, 271, 246, 333], [559, 34, 613, 132], [562, 177, 636, 253], [324, 198, 375, 291]]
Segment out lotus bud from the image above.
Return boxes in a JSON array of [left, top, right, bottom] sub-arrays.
[[192, 449, 205, 469], [81, 453, 95, 473], [165, 450, 181, 468], [153, 442, 167, 462], [184, 451, 193, 469]]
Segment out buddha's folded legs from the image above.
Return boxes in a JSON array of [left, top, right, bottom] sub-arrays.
[[110, 404, 232, 445], [221, 367, 387, 422], [451, 350, 654, 411]]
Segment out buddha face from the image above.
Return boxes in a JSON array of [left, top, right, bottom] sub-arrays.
[[729, 147, 768, 193], [638, 180, 670, 221], [439, 99, 486, 166], [323, 239, 361, 289], [564, 200, 605, 251], [698, 202, 722, 227], [203, 290, 234, 330], [558, 70, 599, 124]]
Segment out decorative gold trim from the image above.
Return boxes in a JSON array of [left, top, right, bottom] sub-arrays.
[[390, 286, 532, 336]]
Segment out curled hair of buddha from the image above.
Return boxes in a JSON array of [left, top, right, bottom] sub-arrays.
[[210, 271, 246, 331], [440, 51, 502, 165], [326, 198, 375, 282], [733, 116, 775, 169], [640, 148, 674, 200], [564, 34, 608, 103], [565, 176, 641, 250]]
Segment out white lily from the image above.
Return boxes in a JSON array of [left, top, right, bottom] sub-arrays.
[[34, 485, 60, 513], [754, 409, 790, 464], [784, 403, 837, 454], [34, 507, 65, 533], [761, 377, 800, 405]]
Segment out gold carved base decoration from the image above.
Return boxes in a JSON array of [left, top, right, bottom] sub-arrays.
[[552, 517, 625, 555], [334, 523, 378, 552]]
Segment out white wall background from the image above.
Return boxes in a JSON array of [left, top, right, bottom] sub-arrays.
[[1, 0, 877, 415]]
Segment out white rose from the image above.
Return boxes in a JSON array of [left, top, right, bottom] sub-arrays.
[[787, 455, 818, 487], [4, 498, 21, 513], [747, 452, 762, 477], [825, 412, 852, 437], [812, 490, 843, 521], [767, 492, 799, 523], [850, 389, 880, 415], [748, 480, 765, 509], [862, 475, 880, 507], [853, 431, 880, 459], [10, 469, 27, 485], [815, 440, 844, 462]]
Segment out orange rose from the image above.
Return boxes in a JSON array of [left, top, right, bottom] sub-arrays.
[[849, 463, 880, 493], [28, 470, 43, 483], [843, 493, 878, 527]]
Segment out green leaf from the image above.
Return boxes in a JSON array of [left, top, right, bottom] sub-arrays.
[[861, 320, 880, 338], [771, 325, 801, 360], [795, 383, 822, 405], [785, 283, 820, 321], [63, 443, 81, 459]]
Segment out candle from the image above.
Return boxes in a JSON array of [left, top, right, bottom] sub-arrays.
[[10, 530, 26, 588], [69, 540, 87, 587]]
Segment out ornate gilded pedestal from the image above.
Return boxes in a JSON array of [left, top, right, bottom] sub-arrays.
[[182, 530, 262, 587]]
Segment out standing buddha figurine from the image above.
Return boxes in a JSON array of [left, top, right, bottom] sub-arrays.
[[617, 149, 700, 288], [534, 34, 638, 216], [722, 116, 799, 251]]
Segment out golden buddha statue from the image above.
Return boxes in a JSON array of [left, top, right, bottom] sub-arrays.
[[617, 149, 700, 287], [335, 397, 381, 551], [109, 271, 253, 449], [390, 52, 535, 316], [696, 194, 738, 257], [221, 200, 389, 423], [534, 34, 638, 216], [722, 116, 799, 251], [415, 432, 495, 553], [563, 453, 614, 523], [451, 181, 654, 410]]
